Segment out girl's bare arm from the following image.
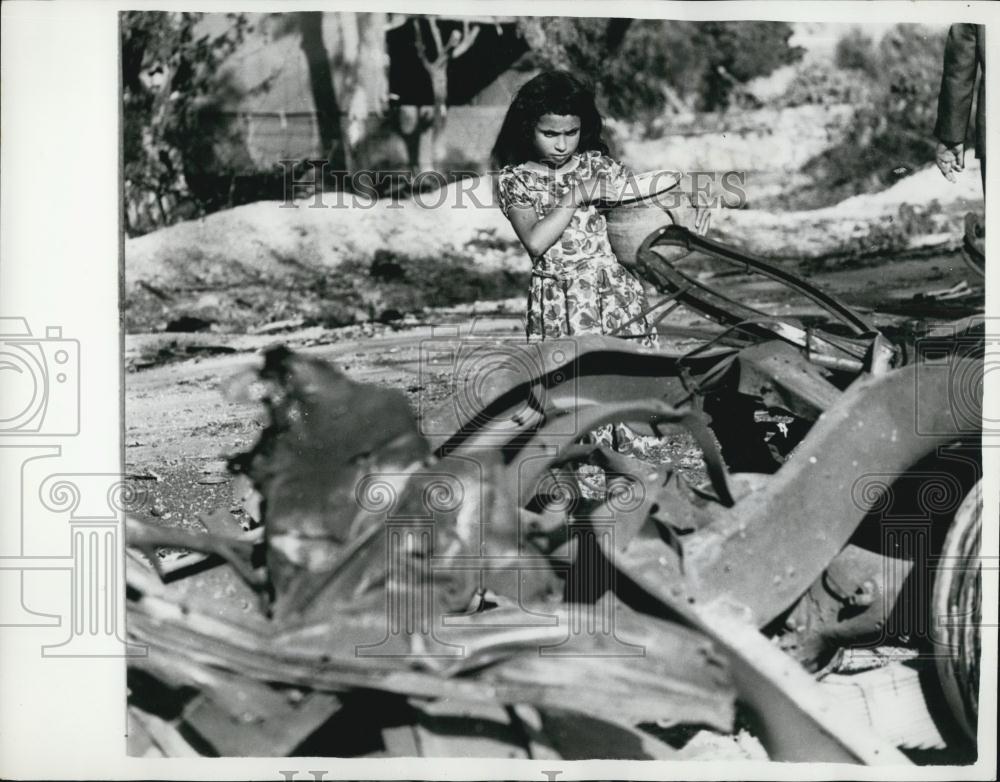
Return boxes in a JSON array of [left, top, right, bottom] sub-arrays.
[[506, 177, 616, 259], [506, 189, 577, 259]]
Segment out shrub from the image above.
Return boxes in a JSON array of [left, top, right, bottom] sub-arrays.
[[834, 27, 879, 77], [790, 24, 948, 206], [122, 12, 254, 236], [519, 19, 804, 121], [780, 61, 873, 108]]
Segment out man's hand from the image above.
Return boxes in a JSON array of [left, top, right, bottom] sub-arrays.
[[936, 142, 965, 182]]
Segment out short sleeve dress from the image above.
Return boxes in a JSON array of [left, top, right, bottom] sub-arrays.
[[497, 150, 665, 465], [496, 150, 658, 348]]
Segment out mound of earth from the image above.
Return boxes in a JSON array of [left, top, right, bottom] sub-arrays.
[[125, 178, 528, 332], [125, 164, 982, 333], [712, 161, 983, 266]]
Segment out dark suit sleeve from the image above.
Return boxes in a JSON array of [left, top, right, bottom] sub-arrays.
[[935, 23, 979, 146]]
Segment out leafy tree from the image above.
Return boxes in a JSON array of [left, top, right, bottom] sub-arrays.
[[123, 11, 388, 233], [779, 61, 873, 108], [122, 11, 251, 235], [873, 24, 949, 155], [608, 20, 705, 118], [697, 22, 804, 110], [834, 27, 879, 77], [794, 25, 949, 207], [519, 19, 803, 122]]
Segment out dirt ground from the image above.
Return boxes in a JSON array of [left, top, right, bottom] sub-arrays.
[[124, 247, 980, 532]]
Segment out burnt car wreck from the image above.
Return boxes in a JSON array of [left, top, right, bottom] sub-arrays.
[[125, 223, 984, 763]]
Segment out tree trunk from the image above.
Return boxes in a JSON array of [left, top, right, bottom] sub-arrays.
[[661, 83, 691, 116], [298, 11, 349, 176], [356, 13, 390, 123], [604, 18, 632, 54], [327, 13, 359, 174], [350, 13, 390, 172], [322, 12, 390, 174], [398, 105, 434, 180], [409, 16, 480, 175], [427, 65, 449, 172]]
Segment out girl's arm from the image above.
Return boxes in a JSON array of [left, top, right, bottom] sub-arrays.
[[507, 177, 617, 259], [506, 187, 578, 259]]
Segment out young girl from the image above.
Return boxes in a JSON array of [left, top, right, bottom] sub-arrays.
[[492, 70, 658, 347], [492, 70, 661, 464]]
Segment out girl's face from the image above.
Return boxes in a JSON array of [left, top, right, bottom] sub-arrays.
[[533, 113, 581, 167]]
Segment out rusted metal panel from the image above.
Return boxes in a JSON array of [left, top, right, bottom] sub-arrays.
[[778, 543, 913, 670], [636, 224, 875, 336], [684, 602, 912, 764], [421, 335, 733, 452], [679, 359, 980, 626], [127, 582, 737, 736], [732, 341, 844, 419], [183, 679, 341, 756]]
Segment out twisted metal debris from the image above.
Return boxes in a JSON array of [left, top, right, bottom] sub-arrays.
[[126, 224, 983, 761]]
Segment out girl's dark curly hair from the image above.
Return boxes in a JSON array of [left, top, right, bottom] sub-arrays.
[[491, 70, 608, 169]]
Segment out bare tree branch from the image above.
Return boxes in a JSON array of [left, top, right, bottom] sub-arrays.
[[427, 16, 445, 62], [404, 15, 482, 175], [384, 13, 409, 32], [412, 17, 430, 65], [450, 21, 481, 59]]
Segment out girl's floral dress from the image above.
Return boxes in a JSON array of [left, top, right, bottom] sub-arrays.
[[497, 150, 665, 466], [496, 150, 658, 347]]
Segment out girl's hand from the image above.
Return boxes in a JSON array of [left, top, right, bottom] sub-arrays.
[[693, 203, 711, 236], [572, 173, 619, 205]]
